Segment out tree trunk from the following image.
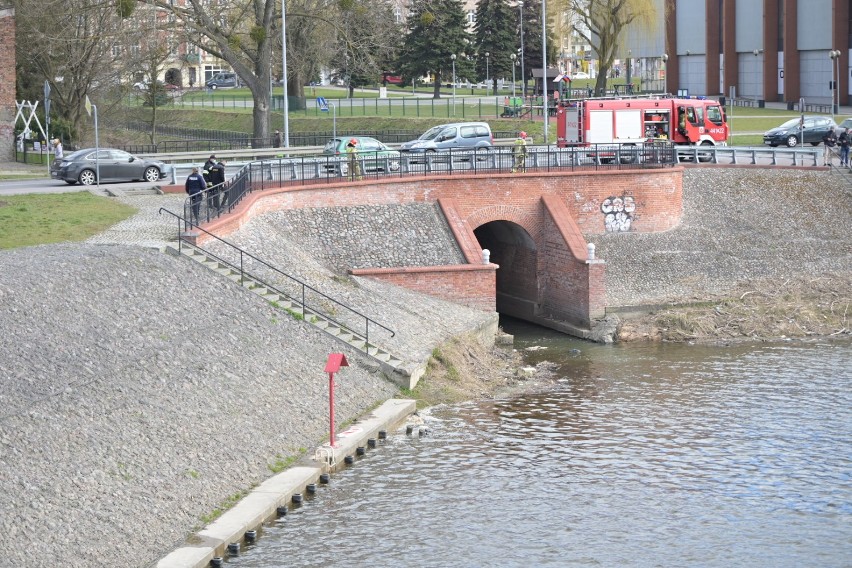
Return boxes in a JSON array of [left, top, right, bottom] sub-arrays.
[[433, 73, 442, 98], [247, 79, 271, 149]]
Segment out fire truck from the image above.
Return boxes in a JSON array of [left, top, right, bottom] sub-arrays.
[[555, 95, 729, 159]]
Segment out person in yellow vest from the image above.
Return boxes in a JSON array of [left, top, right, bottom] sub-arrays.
[[512, 131, 528, 173], [345, 138, 363, 181]]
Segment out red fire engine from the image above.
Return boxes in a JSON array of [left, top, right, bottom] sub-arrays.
[[555, 95, 729, 151]]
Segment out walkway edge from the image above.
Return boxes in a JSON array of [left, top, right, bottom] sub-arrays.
[[155, 398, 416, 568]]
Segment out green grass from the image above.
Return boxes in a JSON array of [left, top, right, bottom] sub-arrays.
[[0, 192, 137, 250]]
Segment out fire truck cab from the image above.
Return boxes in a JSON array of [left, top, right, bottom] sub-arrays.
[[556, 95, 728, 155]]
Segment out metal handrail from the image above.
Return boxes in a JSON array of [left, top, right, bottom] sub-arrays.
[[158, 208, 396, 351]]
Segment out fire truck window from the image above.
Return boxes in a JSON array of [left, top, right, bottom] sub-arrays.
[[687, 107, 697, 125], [707, 106, 723, 125]]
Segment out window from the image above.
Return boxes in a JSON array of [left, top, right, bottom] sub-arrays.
[[112, 150, 132, 161], [394, 6, 402, 23], [467, 10, 475, 24], [461, 126, 478, 139], [707, 105, 723, 125]]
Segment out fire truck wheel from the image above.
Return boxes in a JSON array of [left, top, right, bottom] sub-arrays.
[[785, 135, 799, 148]]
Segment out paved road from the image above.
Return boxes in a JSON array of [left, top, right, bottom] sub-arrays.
[[0, 177, 166, 196]]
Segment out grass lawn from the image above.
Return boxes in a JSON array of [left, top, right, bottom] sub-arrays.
[[0, 192, 137, 250]]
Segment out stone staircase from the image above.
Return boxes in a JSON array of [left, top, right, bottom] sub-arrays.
[[168, 243, 408, 377]]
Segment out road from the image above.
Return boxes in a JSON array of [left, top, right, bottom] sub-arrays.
[[0, 177, 165, 196]]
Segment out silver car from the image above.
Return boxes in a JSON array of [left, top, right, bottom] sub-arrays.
[[50, 148, 172, 185]]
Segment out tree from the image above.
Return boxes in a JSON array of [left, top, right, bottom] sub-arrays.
[[473, 0, 517, 95], [396, 0, 472, 98], [14, 0, 129, 144], [568, 0, 656, 95], [328, 0, 401, 97], [519, 0, 557, 95]]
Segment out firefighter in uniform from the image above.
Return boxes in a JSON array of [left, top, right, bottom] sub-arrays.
[[512, 131, 528, 173], [345, 138, 363, 181]]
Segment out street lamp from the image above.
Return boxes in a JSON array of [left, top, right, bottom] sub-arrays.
[[281, 0, 289, 148], [519, 1, 525, 97], [626, 49, 632, 93], [451, 53, 457, 113], [829, 49, 841, 118], [485, 51, 490, 92], [511, 53, 517, 98], [660, 53, 668, 92]]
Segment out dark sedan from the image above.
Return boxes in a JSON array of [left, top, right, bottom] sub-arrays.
[[50, 148, 173, 185], [763, 116, 837, 147]]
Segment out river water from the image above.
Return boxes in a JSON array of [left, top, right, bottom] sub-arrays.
[[227, 319, 851, 567]]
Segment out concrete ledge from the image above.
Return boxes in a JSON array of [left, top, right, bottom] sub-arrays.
[[156, 398, 416, 567]]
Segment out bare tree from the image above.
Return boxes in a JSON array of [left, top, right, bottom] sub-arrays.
[[569, 0, 655, 95], [14, 0, 128, 144]]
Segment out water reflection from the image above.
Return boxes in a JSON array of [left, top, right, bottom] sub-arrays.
[[228, 322, 851, 568]]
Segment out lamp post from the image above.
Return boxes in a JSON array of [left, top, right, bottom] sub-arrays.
[[626, 49, 632, 93], [511, 53, 517, 98], [485, 51, 490, 92], [541, 0, 547, 143], [451, 53, 457, 114], [660, 53, 668, 92], [829, 49, 841, 118], [281, 0, 289, 148], [519, 1, 525, 97]]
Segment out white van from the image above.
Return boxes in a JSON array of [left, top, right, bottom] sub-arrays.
[[400, 122, 493, 154]]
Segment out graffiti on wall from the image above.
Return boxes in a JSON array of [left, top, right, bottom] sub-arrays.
[[601, 195, 635, 232]]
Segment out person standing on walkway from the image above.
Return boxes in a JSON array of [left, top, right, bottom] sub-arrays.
[[185, 167, 205, 223], [345, 138, 363, 181], [822, 126, 837, 166], [839, 128, 850, 167], [202, 154, 217, 210], [273, 130, 281, 148], [53, 139, 63, 160], [512, 131, 528, 173], [209, 159, 226, 210]]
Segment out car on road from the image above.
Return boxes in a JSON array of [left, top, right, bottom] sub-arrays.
[[571, 71, 590, 79], [50, 148, 173, 185], [836, 117, 852, 131], [205, 72, 238, 89], [321, 136, 400, 176], [399, 122, 493, 155], [763, 116, 837, 147]]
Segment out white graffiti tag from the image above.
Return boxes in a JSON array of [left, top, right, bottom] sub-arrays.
[[601, 196, 635, 232]]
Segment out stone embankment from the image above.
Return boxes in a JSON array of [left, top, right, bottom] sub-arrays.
[[0, 167, 849, 567]]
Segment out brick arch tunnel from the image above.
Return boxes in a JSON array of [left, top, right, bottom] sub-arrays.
[[473, 220, 540, 323]]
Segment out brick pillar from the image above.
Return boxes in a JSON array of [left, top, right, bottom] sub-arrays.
[[723, 0, 737, 97], [783, 0, 799, 104], [834, 0, 849, 107], [706, 1, 721, 96], [664, 0, 678, 94], [0, 7, 16, 161], [763, 0, 779, 102]]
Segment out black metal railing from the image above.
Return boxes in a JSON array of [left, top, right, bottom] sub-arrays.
[[159, 208, 396, 351], [178, 142, 677, 228]]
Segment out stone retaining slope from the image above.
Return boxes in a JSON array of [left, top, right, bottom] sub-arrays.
[[0, 243, 492, 568]]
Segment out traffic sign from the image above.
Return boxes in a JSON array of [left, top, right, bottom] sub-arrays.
[[317, 96, 329, 112]]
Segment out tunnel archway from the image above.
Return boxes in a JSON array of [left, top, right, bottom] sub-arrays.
[[474, 220, 540, 321]]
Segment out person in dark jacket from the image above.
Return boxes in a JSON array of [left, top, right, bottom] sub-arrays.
[[209, 160, 226, 210], [273, 130, 281, 148], [202, 155, 219, 210], [839, 128, 850, 167], [184, 167, 205, 223], [822, 127, 837, 166]]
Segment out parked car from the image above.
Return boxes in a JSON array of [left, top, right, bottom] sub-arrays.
[[321, 136, 400, 176], [399, 122, 493, 154], [50, 148, 172, 185], [133, 80, 180, 91], [836, 117, 852, 131], [763, 116, 837, 147], [205, 72, 238, 89], [572, 71, 590, 79]]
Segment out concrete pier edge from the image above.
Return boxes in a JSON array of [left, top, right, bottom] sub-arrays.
[[155, 398, 417, 568]]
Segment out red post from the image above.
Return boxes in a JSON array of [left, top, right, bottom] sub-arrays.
[[323, 353, 349, 449], [328, 371, 335, 447]]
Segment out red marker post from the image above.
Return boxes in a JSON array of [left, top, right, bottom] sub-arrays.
[[323, 353, 349, 448]]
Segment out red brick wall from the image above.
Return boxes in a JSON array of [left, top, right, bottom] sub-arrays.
[[351, 265, 497, 312], [0, 8, 15, 161], [199, 168, 683, 329]]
